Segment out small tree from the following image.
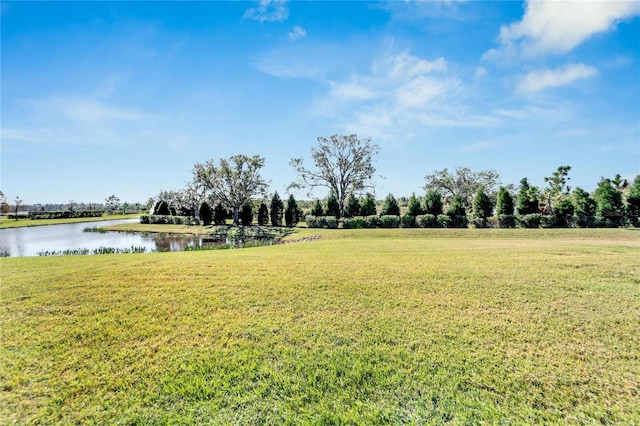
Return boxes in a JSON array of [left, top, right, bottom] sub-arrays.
[[407, 193, 424, 217], [199, 201, 213, 226], [516, 178, 540, 215], [0, 191, 10, 214], [360, 193, 377, 216], [495, 186, 514, 215], [285, 194, 301, 227], [257, 202, 269, 226], [593, 178, 625, 226], [13, 196, 22, 221], [571, 187, 596, 227], [310, 199, 324, 216], [155, 200, 171, 216], [447, 195, 468, 228], [472, 187, 493, 226], [270, 192, 284, 226], [105, 195, 120, 213], [423, 189, 444, 216], [625, 175, 640, 226], [241, 201, 253, 226], [325, 191, 340, 218], [380, 193, 400, 216], [344, 193, 361, 218], [213, 203, 227, 225]]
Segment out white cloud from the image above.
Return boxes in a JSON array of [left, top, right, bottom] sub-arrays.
[[495, 0, 640, 58], [517, 63, 598, 93], [288, 26, 306, 41], [474, 67, 487, 79], [244, 0, 289, 23]]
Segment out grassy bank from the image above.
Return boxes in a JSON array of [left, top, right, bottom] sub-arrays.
[[1, 229, 638, 423], [0, 213, 141, 229]]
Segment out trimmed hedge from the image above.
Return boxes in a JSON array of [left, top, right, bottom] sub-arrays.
[[416, 214, 438, 228], [140, 215, 200, 226], [30, 211, 105, 220], [379, 215, 400, 228]]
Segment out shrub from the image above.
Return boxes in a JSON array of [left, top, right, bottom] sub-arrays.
[[424, 189, 444, 216], [305, 215, 325, 228], [311, 199, 324, 216], [399, 213, 415, 228], [379, 215, 400, 228], [213, 204, 227, 225], [497, 214, 516, 228], [416, 214, 437, 228], [364, 215, 379, 228], [540, 215, 557, 228], [437, 214, 451, 228], [140, 215, 150, 224], [407, 193, 424, 217], [325, 216, 338, 229], [342, 217, 365, 229], [518, 213, 542, 228]]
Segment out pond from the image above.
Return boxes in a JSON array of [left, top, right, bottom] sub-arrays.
[[0, 219, 207, 257]]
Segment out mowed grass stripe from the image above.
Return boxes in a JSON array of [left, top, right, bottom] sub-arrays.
[[1, 229, 638, 424]]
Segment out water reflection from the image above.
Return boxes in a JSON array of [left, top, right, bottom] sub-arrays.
[[0, 219, 208, 257]]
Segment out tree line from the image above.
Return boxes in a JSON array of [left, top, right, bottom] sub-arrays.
[[144, 134, 640, 229]]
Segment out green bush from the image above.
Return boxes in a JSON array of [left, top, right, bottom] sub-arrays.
[[140, 215, 150, 224], [497, 214, 516, 228], [342, 217, 365, 229], [399, 213, 415, 228], [540, 214, 557, 228], [379, 215, 400, 228], [199, 201, 213, 226], [416, 214, 437, 228], [518, 213, 542, 228], [154, 200, 171, 216], [257, 202, 269, 226], [437, 214, 451, 228], [325, 216, 338, 229], [364, 215, 379, 228]]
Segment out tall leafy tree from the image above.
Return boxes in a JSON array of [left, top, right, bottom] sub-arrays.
[[495, 186, 514, 215], [285, 194, 301, 227], [270, 191, 284, 226], [423, 167, 500, 211], [193, 154, 269, 225], [290, 134, 379, 217], [360, 193, 377, 216], [380, 193, 400, 216]]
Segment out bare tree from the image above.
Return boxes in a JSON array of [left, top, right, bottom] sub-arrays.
[[290, 134, 379, 216], [193, 154, 269, 225]]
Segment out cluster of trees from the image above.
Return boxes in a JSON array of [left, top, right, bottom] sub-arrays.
[[0, 191, 141, 220], [145, 134, 639, 229]]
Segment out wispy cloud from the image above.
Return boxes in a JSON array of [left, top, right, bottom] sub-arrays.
[[488, 0, 639, 59], [3, 96, 155, 147], [517, 63, 598, 93], [288, 25, 306, 41], [458, 141, 495, 153], [244, 0, 289, 23]]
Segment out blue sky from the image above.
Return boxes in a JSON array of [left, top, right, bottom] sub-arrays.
[[2, 1, 639, 205]]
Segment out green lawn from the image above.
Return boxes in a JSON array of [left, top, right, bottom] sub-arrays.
[[0, 214, 141, 229], [1, 228, 638, 424]]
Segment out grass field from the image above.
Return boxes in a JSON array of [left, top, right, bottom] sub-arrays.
[[0, 214, 141, 229], [1, 228, 638, 424]]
